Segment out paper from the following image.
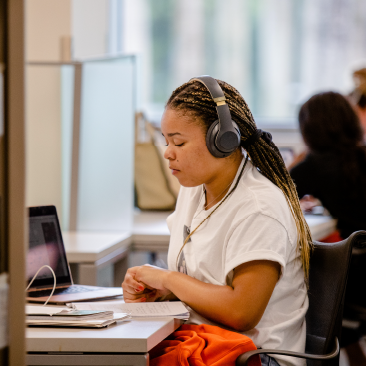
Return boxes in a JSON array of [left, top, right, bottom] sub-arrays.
[[26, 312, 130, 327], [113, 313, 131, 320], [26, 304, 131, 319], [26, 318, 117, 328], [70, 300, 190, 319], [26, 305, 69, 315], [25, 306, 130, 327]]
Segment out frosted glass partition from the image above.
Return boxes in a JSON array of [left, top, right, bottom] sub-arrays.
[[77, 58, 135, 231], [26, 56, 136, 232]]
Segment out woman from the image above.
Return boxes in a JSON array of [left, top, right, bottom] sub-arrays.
[[290, 91, 366, 240], [123, 77, 312, 366]]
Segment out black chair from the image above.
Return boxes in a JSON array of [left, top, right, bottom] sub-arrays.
[[341, 236, 366, 347], [236, 230, 366, 366]]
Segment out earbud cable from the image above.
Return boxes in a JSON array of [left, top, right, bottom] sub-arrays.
[[26, 265, 56, 306]]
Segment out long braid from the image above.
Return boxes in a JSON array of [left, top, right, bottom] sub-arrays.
[[167, 79, 313, 280]]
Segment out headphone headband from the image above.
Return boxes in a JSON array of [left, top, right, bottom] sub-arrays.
[[190, 76, 227, 106]]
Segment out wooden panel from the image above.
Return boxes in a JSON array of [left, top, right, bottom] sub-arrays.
[[7, 0, 26, 364]]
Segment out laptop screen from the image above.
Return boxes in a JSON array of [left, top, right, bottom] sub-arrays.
[[27, 206, 72, 289]]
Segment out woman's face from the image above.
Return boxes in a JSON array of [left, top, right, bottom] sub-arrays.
[[161, 108, 229, 187]]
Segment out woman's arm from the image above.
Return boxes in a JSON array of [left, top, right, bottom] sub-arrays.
[[122, 260, 280, 332]]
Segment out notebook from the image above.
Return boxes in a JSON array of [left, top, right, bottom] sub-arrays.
[[26, 205, 123, 304], [70, 299, 190, 319], [25, 305, 130, 327]]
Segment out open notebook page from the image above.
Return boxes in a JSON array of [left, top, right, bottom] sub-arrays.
[[69, 300, 190, 319]]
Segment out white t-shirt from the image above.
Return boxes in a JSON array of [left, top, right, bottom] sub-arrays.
[[166, 157, 308, 366]]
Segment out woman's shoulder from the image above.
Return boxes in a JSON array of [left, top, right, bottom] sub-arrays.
[[233, 165, 297, 241], [238, 162, 291, 209]]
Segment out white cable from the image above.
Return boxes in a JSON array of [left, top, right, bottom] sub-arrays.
[[26, 265, 56, 306]]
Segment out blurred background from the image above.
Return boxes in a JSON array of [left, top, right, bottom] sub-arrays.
[[28, 0, 366, 121], [127, 0, 366, 123]]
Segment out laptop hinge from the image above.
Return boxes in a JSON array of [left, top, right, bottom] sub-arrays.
[[27, 284, 71, 292]]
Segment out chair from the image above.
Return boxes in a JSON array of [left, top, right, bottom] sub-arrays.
[[342, 236, 366, 347], [236, 230, 366, 366]]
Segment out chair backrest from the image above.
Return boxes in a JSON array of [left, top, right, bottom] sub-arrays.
[[344, 242, 366, 313], [305, 231, 366, 366]]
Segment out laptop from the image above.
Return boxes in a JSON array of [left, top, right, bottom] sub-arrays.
[[26, 205, 123, 304]]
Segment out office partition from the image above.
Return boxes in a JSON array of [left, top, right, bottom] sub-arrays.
[[77, 58, 135, 231], [26, 55, 136, 232]]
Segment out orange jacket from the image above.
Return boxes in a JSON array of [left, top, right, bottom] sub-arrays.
[[149, 324, 261, 366], [320, 230, 343, 243]]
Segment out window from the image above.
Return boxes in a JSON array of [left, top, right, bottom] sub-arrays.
[[122, 0, 366, 123]]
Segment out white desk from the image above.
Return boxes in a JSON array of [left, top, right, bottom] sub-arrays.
[[132, 211, 337, 247], [132, 211, 171, 251], [27, 213, 338, 365], [63, 231, 131, 287], [27, 316, 182, 365], [304, 214, 338, 241]]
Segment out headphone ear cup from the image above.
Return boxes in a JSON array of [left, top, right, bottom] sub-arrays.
[[206, 120, 241, 158], [206, 119, 222, 158]]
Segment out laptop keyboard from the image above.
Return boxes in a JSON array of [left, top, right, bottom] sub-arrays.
[[27, 285, 99, 298]]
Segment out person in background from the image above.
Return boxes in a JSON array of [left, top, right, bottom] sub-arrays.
[[290, 91, 366, 241], [290, 92, 366, 365], [349, 68, 366, 140]]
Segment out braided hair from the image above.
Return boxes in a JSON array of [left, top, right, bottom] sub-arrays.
[[166, 78, 313, 280]]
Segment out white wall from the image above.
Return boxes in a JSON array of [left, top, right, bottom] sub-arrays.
[[26, 66, 63, 214], [26, 0, 72, 61], [72, 0, 109, 59], [26, 0, 71, 220], [122, 0, 151, 109]]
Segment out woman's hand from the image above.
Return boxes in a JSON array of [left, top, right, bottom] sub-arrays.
[[122, 265, 172, 303], [299, 195, 321, 212]]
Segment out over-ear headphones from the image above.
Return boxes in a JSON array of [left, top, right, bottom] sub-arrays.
[[190, 76, 241, 158]]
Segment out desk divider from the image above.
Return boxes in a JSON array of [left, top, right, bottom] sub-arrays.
[[26, 56, 136, 233]]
